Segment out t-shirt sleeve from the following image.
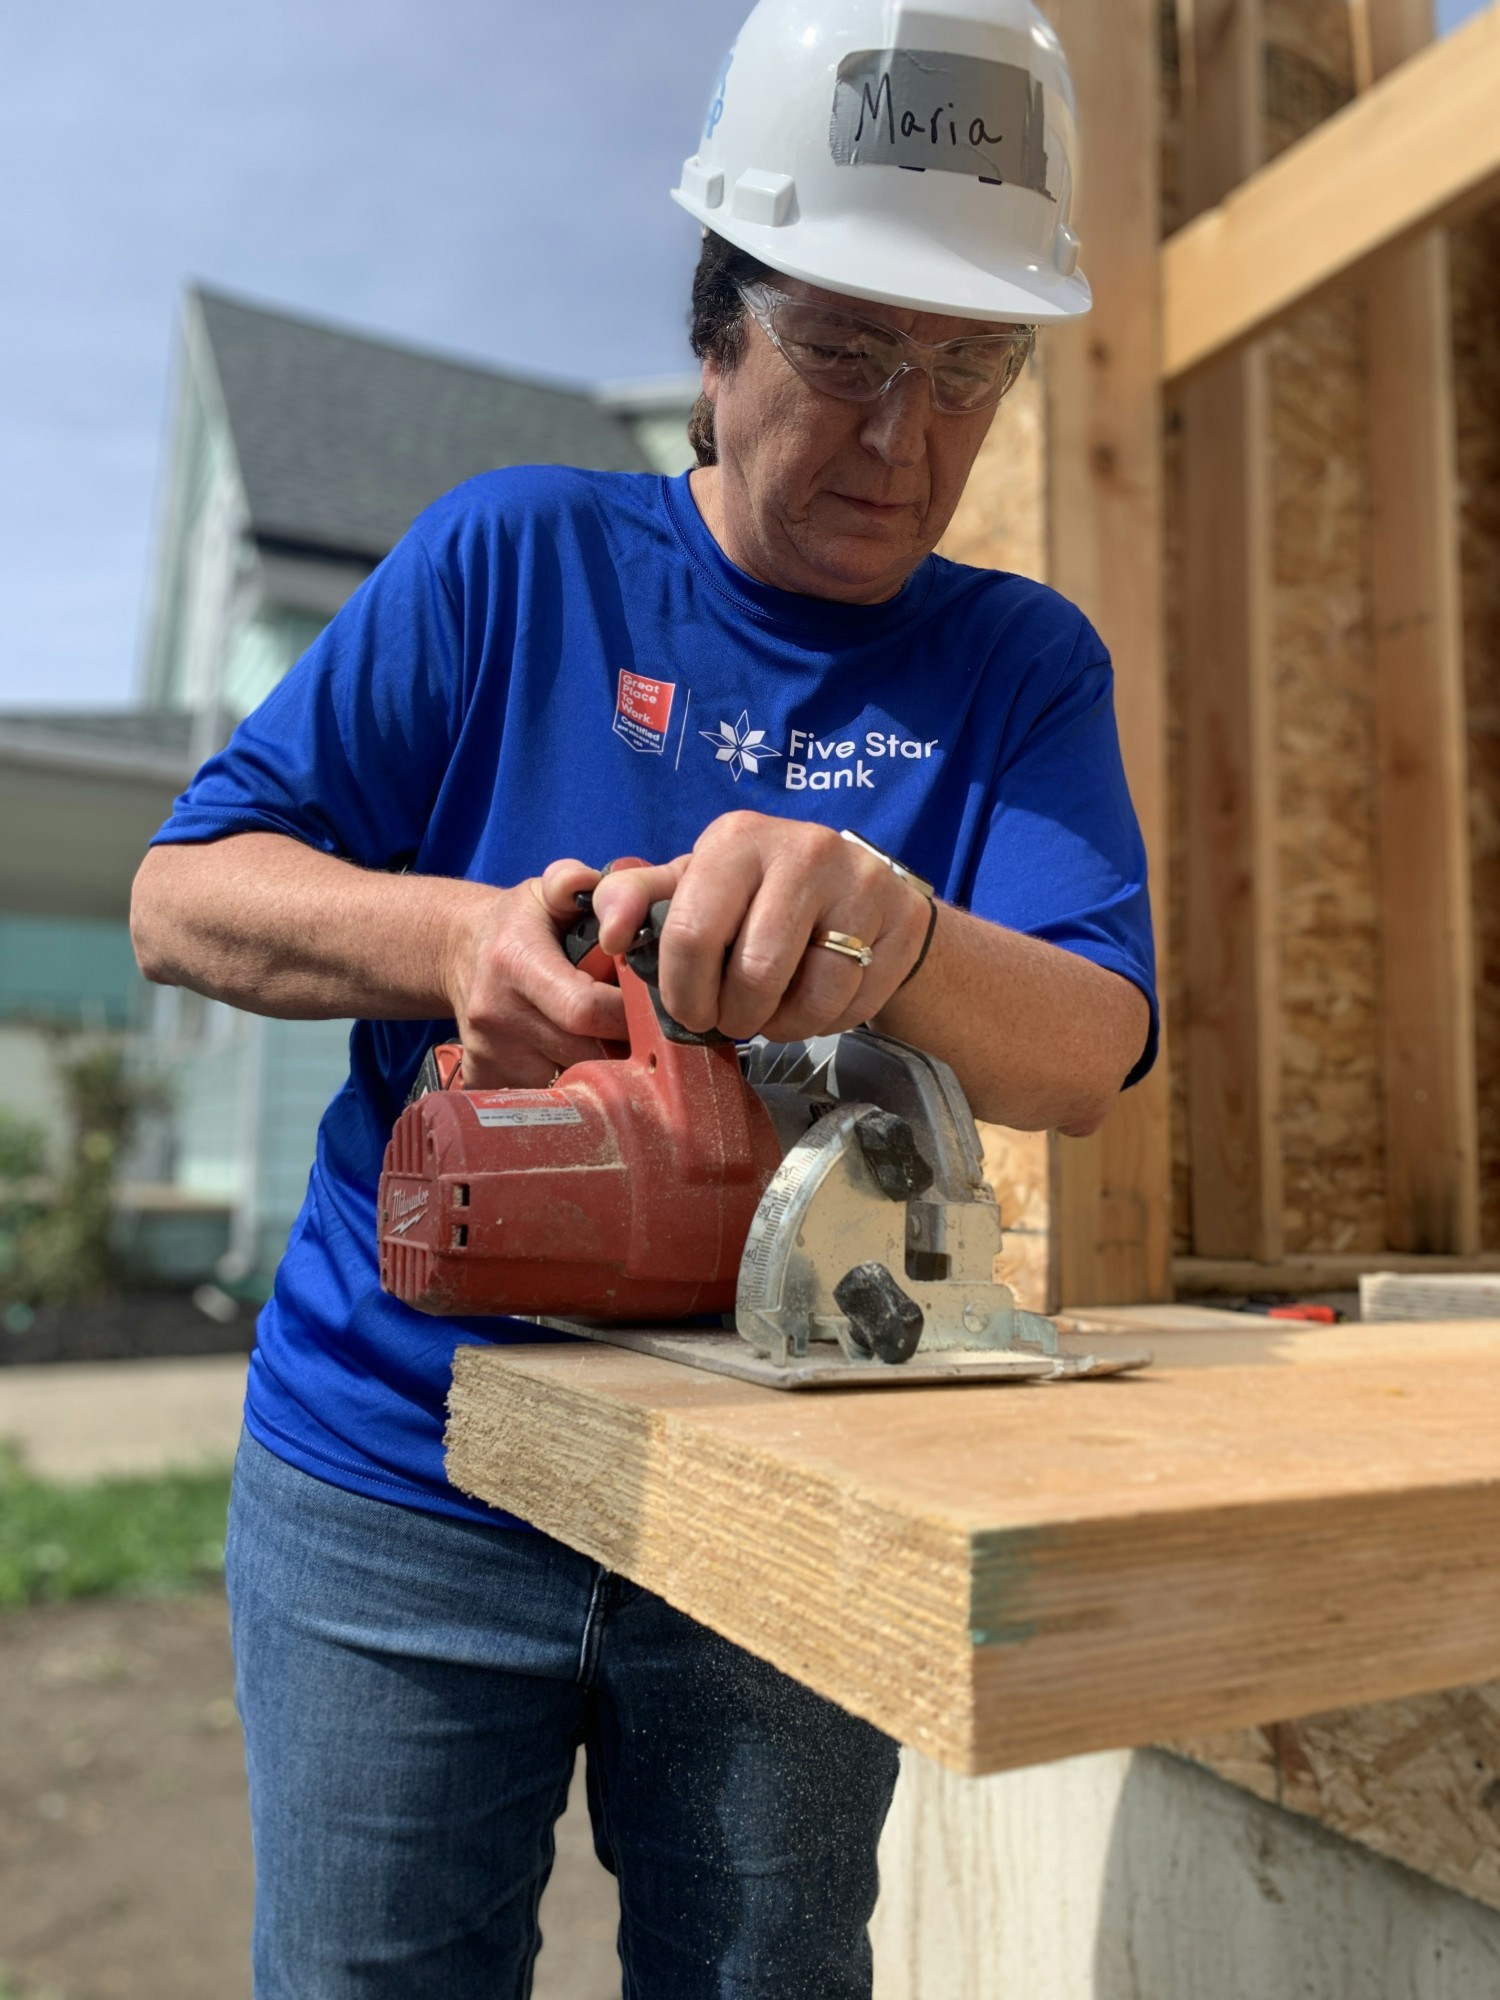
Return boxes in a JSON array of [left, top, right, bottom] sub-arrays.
[[151, 526, 464, 870], [964, 634, 1159, 1088]]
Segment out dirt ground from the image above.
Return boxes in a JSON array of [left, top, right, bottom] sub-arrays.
[[0, 1592, 622, 2000]]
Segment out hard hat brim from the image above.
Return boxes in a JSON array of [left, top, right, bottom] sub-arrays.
[[672, 188, 1091, 327]]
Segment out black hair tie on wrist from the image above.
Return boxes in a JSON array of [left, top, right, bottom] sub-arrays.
[[899, 898, 940, 989]]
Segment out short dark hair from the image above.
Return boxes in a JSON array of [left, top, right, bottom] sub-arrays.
[[686, 230, 771, 468]]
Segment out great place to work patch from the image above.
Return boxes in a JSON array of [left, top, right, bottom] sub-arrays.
[[829, 48, 1053, 196]]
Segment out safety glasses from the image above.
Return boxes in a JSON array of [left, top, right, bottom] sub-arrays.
[[736, 282, 1035, 415]]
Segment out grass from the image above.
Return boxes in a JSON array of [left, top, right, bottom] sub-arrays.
[[0, 1972, 63, 2000], [0, 1446, 232, 1610]]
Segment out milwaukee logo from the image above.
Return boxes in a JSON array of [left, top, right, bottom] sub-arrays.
[[384, 1184, 431, 1238]]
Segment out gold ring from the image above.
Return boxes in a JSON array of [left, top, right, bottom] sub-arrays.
[[814, 929, 873, 967]]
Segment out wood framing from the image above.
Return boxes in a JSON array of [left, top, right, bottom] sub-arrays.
[[1044, 0, 1171, 1303], [1358, 0, 1481, 1253], [1176, 0, 1281, 1261], [1162, 4, 1500, 379], [446, 1317, 1500, 1775], [1177, 1251, 1500, 1294]]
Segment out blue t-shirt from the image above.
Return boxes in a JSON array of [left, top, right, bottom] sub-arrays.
[[153, 466, 1157, 1525]]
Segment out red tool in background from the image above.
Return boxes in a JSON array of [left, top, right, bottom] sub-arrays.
[[378, 897, 784, 1320]]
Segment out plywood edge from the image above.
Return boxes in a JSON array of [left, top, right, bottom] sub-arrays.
[[445, 1345, 980, 1768], [446, 1331, 1500, 1777], [968, 1481, 1500, 1773]]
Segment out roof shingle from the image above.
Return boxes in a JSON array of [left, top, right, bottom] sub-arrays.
[[195, 288, 655, 562]]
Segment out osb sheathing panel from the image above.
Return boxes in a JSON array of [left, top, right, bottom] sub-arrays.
[[1160, 3, 1387, 1258], [1269, 290, 1385, 1253], [943, 4, 1499, 1264], [1264, 3, 1386, 1256], [938, 366, 1053, 1307], [936, 360, 1045, 581], [1451, 207, 1500, 1249], [1172, 1680, 1500, 1913]]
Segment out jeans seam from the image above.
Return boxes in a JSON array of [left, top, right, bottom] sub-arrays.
[[575, 1566, 609, 1687]]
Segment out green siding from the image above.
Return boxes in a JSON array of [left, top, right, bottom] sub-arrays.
[[222, 607, 328, 719], [173, 1035, 248, 1200], [0, 917, 145, 1029], [256, 1018, 352, 1244]]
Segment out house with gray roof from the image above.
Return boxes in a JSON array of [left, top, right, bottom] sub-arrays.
[[4, 286, 697, 1288]]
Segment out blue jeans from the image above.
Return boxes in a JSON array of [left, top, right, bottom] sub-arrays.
[[225, 1430, 899, 1998]]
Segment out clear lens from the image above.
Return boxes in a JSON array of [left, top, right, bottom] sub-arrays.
[[743, 286, 1032, 414]]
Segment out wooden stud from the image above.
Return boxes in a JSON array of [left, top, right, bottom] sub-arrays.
[[1044, 0, 1172, 1304], [1162, 5, 1500, 379], [1177, 1251, 1500, 1294], [1357, 0, 1481, 1254], [1176, 0, 1282, 1262]]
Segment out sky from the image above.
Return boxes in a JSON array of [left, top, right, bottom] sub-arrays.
[[0, 0, 1491, 714], [0, 0, 746, 712]]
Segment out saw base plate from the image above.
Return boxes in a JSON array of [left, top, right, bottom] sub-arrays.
[[542, 1321, 1151, 1390]]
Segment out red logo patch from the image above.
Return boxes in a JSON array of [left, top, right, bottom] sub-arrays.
[[613, 671, 676, 755]]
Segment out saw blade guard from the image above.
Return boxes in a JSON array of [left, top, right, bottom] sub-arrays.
[[736, 1032, 1057, 1370]]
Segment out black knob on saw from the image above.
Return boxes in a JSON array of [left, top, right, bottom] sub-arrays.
[[834, 1262, 925, 1365], [853, 1111, 934, 1201]]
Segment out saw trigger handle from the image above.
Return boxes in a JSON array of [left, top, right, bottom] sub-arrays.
[[625, 899, 729, 1047], [564, 891, 616, 983], [406, 1041, 465, 1104]]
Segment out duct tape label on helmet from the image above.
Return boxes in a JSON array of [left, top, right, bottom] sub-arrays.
[[829, 49, 1053, 197]]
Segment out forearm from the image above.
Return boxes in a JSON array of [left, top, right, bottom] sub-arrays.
[[130, 832, 495, 1020], [874, 903, 1150, 1134]]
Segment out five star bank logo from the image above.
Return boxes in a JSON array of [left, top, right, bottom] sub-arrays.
[[700, 711, 782, 783]]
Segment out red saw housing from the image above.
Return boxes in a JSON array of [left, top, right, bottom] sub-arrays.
[[378, 963, 783, 1321]]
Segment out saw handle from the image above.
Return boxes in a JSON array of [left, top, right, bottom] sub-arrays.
[[409, 894, 721, 1103], [571, 893, 728, 1047]]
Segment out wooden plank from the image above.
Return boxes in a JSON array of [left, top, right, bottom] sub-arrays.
[[1361, 1269, 1500, 1319], [1176, 0, 1282, 1261], [1178, 1251, 1500, 1292], [1172, 1681, 1500, 1913], [447, 1318, 1500, 1775], [1356, 1, 1482, 1254], [1044, 0, 1172, 1303], [1162, 4, 1500, 380]]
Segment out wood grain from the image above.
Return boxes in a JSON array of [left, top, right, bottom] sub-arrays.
[[447, 1317, 1500, 1775], [1452, 204, 1500, 1251], [1044, 0, 1172, 1304], [1162, 5, 1500, 379], [1179, 1250, 1500, 1293], [1358, 0, 1481, 1256], [1175, 0, 1281, 1262]]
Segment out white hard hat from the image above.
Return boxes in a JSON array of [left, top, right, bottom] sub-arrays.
[[672, 0, 1089, 325]]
